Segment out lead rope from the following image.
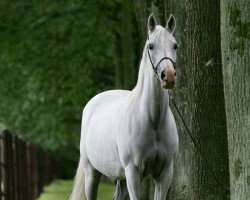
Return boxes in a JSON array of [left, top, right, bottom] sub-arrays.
[[168, 91, 230, 191]]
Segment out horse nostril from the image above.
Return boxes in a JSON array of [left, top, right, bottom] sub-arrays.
[[161, 71, 166, 80], [174, 71, 177, 76]]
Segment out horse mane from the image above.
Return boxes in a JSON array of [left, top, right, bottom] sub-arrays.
[[129, 26, 166, 105]]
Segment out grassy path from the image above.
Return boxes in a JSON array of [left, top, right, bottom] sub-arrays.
[[38, 180, 115, 200]]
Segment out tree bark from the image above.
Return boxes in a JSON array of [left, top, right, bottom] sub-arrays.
[[185, 0, 230, 199], [164, 1, 192, 199], [221, 0, 250, 199]]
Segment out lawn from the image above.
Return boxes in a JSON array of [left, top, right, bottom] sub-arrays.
[[38, 179, 115, 200]]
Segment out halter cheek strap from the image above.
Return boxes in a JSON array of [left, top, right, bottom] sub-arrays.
[[147, 49, 176, 78], [147, 37, 176, 78]]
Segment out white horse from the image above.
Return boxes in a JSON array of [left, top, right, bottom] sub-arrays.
[[70, 13, 179, 200]]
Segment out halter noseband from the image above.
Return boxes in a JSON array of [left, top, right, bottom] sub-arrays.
[[147, 37, 176, 78]]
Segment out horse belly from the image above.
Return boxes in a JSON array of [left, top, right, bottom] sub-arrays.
[[85, 106, 125, 179]]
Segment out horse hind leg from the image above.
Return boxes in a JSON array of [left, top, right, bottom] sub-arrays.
[[84, 163, 102, 200], [113, 180, 129, 200]]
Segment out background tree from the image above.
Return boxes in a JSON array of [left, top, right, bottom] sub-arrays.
[[0, 0, 141, 179], [185, 0, 230, 199], [221, 0, 250, 199], [113, 0, 138, 89], [0, 0, 119, 177]]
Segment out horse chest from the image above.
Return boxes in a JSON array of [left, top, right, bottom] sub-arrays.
[[136, 128, 177, 177], [121, 121, 178, 178], [141, 146, 168, 178]]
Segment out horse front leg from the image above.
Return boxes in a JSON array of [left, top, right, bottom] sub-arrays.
[[125, 164, 141, 200], [154, 161, 174, 200]]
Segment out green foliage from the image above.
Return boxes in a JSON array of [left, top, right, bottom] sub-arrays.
[[97, 183, 116, 200], [0, 0, 132, 177]]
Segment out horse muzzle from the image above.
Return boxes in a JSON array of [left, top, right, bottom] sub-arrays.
[[160, 69, 176, 89]]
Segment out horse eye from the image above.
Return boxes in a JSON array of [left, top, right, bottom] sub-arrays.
[[174, 43, 178, 50], [148, 44, 154, 50]]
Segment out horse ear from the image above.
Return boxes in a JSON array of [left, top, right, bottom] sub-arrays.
[[148, 13, 157, 33], [166, 14, 176, 33]]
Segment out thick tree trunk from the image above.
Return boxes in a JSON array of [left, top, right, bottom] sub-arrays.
[[165, 1, 191, 199], [185, 0, 230, 199], [221, 0, 250, 199]]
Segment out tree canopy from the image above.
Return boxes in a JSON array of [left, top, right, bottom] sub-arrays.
[[0, 0, 128, 177]]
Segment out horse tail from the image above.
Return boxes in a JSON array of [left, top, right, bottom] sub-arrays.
[[70, 158, 85, 200]]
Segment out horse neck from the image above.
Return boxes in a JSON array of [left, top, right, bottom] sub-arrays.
[[131, 49, 169, 125]]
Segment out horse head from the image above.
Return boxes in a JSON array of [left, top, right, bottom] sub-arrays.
[[146, 13, 178, 89]]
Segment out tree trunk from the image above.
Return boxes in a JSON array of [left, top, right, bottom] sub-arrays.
[[165, 1, 192, 199], [185, 0, 230, 199], [221, 0, 250, 199], [115, 0, 136, 90], [121, 0, 136, 89]]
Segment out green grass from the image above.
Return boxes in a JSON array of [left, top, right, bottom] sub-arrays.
[[38, 179, 115, 200]]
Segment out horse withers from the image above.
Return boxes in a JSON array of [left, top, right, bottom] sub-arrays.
[[70, 13, 179, 200]]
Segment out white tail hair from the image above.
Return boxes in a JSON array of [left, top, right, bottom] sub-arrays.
[[70, 158, 85, 200]]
